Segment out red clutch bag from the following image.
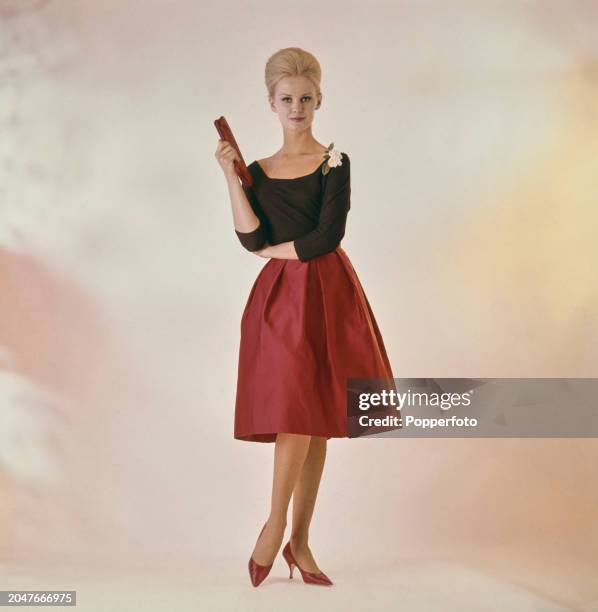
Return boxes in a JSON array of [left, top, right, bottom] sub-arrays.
[[214, 115, 253, 187]]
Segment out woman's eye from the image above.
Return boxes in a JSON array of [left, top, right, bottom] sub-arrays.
[[282, 97, 312, 103]]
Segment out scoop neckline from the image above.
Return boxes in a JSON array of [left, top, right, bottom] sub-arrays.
[[254, 158, 326, 181]]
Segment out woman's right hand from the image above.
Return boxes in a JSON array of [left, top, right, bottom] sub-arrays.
[[215, 139, 241, 179]]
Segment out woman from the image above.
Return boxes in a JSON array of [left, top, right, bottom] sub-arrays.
[[215, 47, 398, 587]]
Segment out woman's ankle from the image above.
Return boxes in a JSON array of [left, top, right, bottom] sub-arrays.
[[290, 531, 309, 548]]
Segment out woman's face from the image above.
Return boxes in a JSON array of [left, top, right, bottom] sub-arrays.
[[270, 76, 320, 131]]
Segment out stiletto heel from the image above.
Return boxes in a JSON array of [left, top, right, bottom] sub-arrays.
[[248, 522, 273, 587], [282, 541, 333, 586]]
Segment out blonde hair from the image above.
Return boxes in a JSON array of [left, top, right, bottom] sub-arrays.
[[264, 47, 322, 101]]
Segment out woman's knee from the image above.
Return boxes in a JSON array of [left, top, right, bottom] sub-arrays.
[[276, 432, 312, 445]]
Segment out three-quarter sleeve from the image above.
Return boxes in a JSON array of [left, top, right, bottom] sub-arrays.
[[293, 153, 351, 262], [235, 183, 267, 252]]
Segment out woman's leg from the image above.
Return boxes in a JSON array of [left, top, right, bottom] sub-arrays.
[[250, 433, 311, 566], [289, 435, 327, 573]]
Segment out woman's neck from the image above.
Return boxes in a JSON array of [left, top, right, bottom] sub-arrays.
[[278, 129, 323, 157]]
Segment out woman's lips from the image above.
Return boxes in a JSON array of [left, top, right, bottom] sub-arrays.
[[290, 117, 305, 122]]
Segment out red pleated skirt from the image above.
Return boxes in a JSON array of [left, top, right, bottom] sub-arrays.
[[234, 246, 396, 442]]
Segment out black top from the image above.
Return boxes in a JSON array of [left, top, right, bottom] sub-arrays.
[[234, 153, 351, 262]]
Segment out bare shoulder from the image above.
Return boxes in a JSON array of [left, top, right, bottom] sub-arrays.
[[257, 148, 330, 178], [256, 155, 276, 173], [259, 146, 328, 166]]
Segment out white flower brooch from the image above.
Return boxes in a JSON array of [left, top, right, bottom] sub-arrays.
[[322, 142, 343, 175]]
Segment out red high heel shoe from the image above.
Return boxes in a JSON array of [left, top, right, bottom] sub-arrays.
[[282, 541, 333, 586], [248, 522, 273, 587]]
